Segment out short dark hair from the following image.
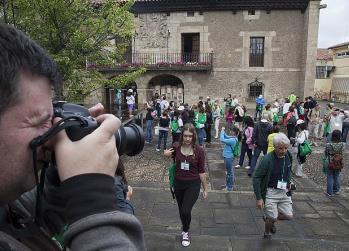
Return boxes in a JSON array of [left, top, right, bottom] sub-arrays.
[[331, 130, 342, 142], [0, 24, 60, 116]]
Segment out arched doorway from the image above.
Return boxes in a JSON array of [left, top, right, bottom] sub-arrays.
[[147, 74, 184, 105]]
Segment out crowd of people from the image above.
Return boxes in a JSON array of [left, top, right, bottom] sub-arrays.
[[142, 90, 348, 243]]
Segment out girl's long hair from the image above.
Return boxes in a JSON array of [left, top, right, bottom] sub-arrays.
[[179, 123, 198, 155]]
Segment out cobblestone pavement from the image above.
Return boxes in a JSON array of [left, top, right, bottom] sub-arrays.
[[122, 128, 349, 250]]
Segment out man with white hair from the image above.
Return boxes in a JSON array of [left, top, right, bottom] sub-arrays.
[[253, 133, 293, 240]]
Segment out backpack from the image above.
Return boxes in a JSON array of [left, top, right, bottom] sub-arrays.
[[171, 118, 179, 133], [287, 114, 297, 126], [328, 153, 343, 171]]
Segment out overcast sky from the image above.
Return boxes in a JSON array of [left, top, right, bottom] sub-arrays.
[[318, 0, 349, 48]]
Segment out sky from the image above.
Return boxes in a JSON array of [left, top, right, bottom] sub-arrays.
[[318, 0, 349, 48]]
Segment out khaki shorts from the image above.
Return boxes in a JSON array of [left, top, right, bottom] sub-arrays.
[[264, 188, 293, 220]]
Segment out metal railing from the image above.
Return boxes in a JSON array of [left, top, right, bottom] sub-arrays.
[[87, 52, 213, 70]]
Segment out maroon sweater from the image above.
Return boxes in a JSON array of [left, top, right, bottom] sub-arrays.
[[174, 144, 205, 181]]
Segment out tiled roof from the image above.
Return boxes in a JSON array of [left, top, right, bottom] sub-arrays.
[[317, 49, 332, 61], [328, 42, 349, 50], [132, 0, 310, 14]]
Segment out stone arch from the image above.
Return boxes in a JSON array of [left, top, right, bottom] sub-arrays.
[[248, 79, 264, 101], [146, 74, 185, 104]]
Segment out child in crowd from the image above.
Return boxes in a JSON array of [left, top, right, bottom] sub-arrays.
[[225, 107, 235, 128], [126, 89, 135, 117], [236, 116, 254, 169], [115, 160, 134, 214], [220, 126, 239, 191], [294, 120, 309, 177]]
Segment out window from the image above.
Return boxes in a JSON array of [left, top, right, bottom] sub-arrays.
[[248, 81, 264, 100], [249, 37, 264, 67], [187, 11, 194, 17], [248, 10, 255, 15], [316, 66, 329, 79]]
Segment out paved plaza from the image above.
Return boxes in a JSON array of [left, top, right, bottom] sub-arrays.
[[122, 130, 349, 250]]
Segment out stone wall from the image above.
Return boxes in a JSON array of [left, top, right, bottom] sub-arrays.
[[132, 3, 320, 105]]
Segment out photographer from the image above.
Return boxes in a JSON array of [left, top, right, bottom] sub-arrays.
[[0, 24, 145, 250], [253, 133, 294, 240]]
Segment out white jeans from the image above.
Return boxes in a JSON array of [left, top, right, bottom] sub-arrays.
[[214, 118, 220, 137]]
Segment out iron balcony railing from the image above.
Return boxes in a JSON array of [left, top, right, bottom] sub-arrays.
[[87, 52, 213, 71]]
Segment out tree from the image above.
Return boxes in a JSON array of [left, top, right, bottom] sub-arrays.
[[1, 0, 144, 102]]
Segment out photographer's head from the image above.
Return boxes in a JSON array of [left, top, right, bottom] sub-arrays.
[[0, 24, 60, 204]]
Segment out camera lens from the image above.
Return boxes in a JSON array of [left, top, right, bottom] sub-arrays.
[[115, 123, 145, 156]]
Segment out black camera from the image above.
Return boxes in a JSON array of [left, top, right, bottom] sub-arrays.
[[53, 102, 145, 156], [286, 182, 296, 197]]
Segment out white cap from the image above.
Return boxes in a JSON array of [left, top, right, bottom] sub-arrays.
[[128, 89, 133, 93], [259, 95, 263, 98], [260, 119, 268, 123], [296, 119, 305, 125]]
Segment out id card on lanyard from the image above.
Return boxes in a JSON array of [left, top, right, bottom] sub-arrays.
[[181, 160, 190, 171], [276, 158, 287, 190]]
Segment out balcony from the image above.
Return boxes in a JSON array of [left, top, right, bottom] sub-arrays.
[[86, 52, 213, 72]]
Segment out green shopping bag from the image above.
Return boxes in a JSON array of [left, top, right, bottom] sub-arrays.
[[323, 122, 330, 137], [299, 140, 312, 157], [168, 163, 176, 199], [233, 141, 241, 157]]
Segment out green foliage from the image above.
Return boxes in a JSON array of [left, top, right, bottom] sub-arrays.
[[1, 0, 140, 102]]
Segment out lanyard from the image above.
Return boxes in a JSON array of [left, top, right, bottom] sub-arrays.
[[280, 157, 286, 182]]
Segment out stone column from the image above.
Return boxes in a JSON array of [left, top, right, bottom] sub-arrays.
[[301, 0, 321, 99], [166, 85, 172, 100], [177, 87, 183, 104]]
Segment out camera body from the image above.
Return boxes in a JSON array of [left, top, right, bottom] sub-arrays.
[[53, 101, 145, 156], [286, 181, 296, 197]]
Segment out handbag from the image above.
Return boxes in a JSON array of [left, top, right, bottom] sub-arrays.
[[154, 126, 159, 136], [299, 140, 312, 157], [168, 163, 176, 199]]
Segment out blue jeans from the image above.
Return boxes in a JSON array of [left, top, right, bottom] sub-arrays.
[[224, 157, 234, 190], [342, 125, 349, 143], [145, 120, 153, 142], [248, 146, 267, 176], [197, 128, 206, 146], [157, 130, 168, 150], [239, 142, 252, 167], [327, 170, 340, 195]]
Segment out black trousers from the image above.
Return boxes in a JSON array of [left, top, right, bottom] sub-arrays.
[[174, 179, 201, 232], [205, 124, 212, 143]]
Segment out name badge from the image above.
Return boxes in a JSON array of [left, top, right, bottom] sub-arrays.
[[181, 161, 190, 171], [277, 180, 287, 190]]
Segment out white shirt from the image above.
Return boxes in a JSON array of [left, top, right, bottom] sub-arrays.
[[126, 95, 135, 105]]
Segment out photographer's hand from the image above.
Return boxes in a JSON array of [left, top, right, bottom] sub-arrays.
[[53, 114, 121, 181]]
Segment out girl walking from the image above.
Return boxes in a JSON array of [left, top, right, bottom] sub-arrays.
[[164, 123, 208, 247], [220, 125, 239, 191]]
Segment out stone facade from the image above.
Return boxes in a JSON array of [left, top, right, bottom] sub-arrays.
[[128, 0, 322, 106]]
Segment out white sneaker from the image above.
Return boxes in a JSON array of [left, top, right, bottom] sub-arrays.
[[155, 148, 160, 152], [181, 232, 190, 247], [234, 165, 240, 169], [244, 166, 250, 170]]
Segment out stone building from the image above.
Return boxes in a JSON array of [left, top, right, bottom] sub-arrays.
[[328, 42, 349, 103], [93, 0, 322, 110]]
